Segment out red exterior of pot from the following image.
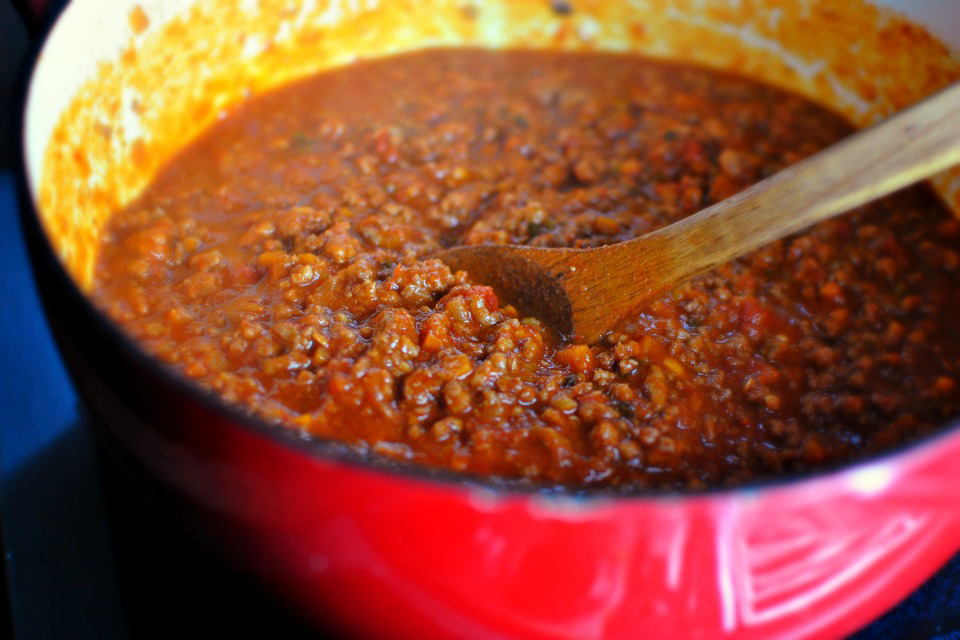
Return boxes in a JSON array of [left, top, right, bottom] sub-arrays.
[[91, 383, 960, 639]]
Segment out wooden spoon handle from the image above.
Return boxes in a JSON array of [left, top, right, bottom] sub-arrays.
[[641, 81, 960, 286]]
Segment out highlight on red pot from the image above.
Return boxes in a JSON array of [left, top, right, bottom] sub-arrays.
[[20, 1, 960, 638]]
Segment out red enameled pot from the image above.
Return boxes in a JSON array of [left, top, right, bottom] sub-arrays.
[[19, 0, 960, 637]]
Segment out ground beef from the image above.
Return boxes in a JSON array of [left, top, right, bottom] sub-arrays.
[[93, 49, 960, 490]]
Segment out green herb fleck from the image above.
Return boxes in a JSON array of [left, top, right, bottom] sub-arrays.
[[290, 132, 311, 149]]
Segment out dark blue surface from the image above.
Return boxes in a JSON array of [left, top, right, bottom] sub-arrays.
[[2, 169, 960, 638], [0, 172, 126, 638]]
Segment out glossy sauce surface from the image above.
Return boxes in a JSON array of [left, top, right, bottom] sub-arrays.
[[93, 49, 960, 489]]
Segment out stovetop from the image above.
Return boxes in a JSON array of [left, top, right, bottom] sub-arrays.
[[3, 171, 960, 638]]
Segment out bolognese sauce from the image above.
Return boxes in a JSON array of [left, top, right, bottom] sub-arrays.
[[92, 49, 960, 489]]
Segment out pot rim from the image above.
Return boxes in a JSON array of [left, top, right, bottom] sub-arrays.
[[19, 0, 960, 505]]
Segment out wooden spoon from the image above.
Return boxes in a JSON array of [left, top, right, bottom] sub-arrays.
[[435, 82, 960, 343]]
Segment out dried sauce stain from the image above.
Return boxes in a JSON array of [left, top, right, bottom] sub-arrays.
[[129, 5, 150, 35], [92, 49, 960, 490]]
